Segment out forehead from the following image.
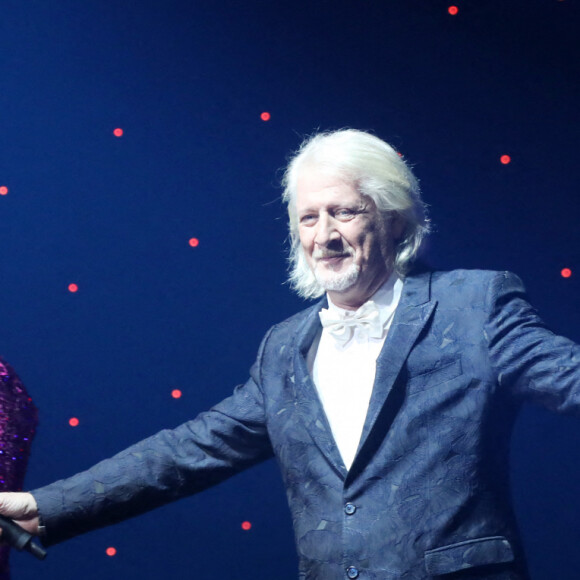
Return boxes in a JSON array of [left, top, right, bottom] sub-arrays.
[[295, 169, 363, 209]]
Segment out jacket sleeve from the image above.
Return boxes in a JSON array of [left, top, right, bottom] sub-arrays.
[[32, 331, 275, 547], [485, 271, 580, 412]]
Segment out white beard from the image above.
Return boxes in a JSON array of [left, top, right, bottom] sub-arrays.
[[314, 261, 361, 292]]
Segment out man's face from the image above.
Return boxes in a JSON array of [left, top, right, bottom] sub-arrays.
[[296, 168, 402, 309]]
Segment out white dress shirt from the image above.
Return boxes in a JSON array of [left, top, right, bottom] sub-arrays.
[[307, 274, 403, 470]]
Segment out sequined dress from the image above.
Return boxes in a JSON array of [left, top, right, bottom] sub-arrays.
[[0, 359, 38, 580]]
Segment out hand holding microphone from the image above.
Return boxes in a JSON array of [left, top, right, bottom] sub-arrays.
[[0, 492, 46, 560]]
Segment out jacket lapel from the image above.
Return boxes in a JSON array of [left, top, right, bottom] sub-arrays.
[[291, 299, 348, 479], [289, 271, 436, 480], [354, 271, 436, 464]]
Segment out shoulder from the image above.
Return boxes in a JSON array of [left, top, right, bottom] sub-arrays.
[[268, 300, 322, 337], [430, 269, 524, 290], [430, 268, 515, 284], [418, 269, 527, 308], [251, 300, 322, 372]]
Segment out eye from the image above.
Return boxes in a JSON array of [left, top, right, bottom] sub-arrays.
[[299, 214, 317, 225], [335, 208, 356, 220]]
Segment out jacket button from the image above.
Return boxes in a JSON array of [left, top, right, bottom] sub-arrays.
[[346, 566, 359, 579], [344, 502, 356, 515]]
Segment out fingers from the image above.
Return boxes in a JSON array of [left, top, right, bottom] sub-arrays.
[[0, 493, 39, 520], [0, 494, 40, 538]]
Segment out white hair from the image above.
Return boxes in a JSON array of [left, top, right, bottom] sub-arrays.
[[281, 129, 430, 300]]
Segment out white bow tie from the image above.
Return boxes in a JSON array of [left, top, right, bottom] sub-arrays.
[[319, 300, 387, 345]]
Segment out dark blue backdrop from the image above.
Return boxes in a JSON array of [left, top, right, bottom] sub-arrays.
[[1, 1, 579, 578]]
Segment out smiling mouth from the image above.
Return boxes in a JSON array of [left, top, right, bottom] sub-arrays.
[[316, 253, 350, 265]]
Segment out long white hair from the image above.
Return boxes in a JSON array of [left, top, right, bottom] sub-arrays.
[[281, 129, 430, 300]]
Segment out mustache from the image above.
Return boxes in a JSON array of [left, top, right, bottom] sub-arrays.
[[313, 249, 353, 260]]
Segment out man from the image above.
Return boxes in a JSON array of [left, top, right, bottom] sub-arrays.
[[0, 129, 578, 579]]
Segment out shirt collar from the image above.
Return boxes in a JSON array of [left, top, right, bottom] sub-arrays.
[[325, 272, 403, 319]]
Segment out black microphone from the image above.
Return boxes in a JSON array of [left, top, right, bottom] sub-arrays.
[[0, 515, 47, 560]]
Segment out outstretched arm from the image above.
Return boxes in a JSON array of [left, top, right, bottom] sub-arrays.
[[3, 333, 275, 548], [32, 383, 274, 547], [485, 271, 580, 411]]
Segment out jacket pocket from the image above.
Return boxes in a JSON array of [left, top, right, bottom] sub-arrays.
[[424, 535, 514, 576]]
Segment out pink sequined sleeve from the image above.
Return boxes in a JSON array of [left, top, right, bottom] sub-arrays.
[[0, 358, 38, 580]]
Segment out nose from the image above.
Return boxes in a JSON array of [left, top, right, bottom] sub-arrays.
[[314, 212, 339, 247]]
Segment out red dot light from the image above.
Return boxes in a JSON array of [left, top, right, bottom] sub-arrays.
[[241, 521, 252, 531], [448, 6, 459, 15], [500, 155, 511, 165], [106, 547, 117, 557], [189, 238, 199, 247], [69, 417, 79, 427], [0, 186, 8, 196], [260, 112, 271, 121], [68, 283, 79, 293], [561, 268, 572, 278], [171, 389, 182, 399], [113, 128, 124, 137]]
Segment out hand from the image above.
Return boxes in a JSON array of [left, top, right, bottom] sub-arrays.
[[0, 493, 40, 536]]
